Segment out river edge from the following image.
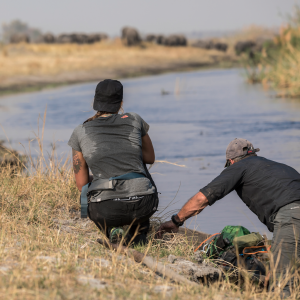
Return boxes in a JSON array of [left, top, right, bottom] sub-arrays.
[[0, 59, 239, 97]]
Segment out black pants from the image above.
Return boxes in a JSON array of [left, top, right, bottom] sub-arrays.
[[88, 164, 159, 244], [88, 193, 158, 244]]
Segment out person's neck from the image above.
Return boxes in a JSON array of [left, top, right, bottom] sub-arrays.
[[101, 113, 116, 117]]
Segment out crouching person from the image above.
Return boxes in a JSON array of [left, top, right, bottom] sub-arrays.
[[157, 138, 300, 297], [68, 79, 158, 245]]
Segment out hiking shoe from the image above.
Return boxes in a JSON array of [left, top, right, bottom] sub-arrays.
[[109, 227, 124, 244]]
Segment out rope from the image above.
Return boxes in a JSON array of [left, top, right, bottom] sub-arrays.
[[243, 245, 271, 255], [194, 233, 220, 253]]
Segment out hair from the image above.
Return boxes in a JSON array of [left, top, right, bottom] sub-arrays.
[[83, 101, 124, 124]]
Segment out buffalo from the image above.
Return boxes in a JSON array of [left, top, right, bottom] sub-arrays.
[[121, 27, 141, 46]]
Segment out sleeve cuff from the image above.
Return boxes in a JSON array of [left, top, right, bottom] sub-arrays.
[[200, 187, 216, 206], [67, 141, 82, 153]]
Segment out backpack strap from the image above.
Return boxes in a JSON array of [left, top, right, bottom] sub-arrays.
[[109, 172, 145, 180], [80, 183, 90, 218]]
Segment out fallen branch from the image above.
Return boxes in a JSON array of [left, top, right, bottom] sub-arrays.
[[97, 238, 198, 287]]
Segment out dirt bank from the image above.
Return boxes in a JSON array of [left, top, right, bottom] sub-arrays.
[[0, 41, 238, 96]]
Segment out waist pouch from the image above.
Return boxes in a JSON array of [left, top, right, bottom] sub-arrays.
[[80, 172, 145, 218]]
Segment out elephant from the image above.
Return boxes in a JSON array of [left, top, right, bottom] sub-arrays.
[[121, 27, 141, 46], [164, 35, 187, 46], [156, 35, 166, 45], [145, 34, 157, 43], [72, 34, 90, 44], [177, 35, 187, 46], [213, 42, 228, 52], [234, 41, 257, 55], [88, 33, 108, 43], [43, 33, 56, 43], [155, 34, 187, 46], [54, 32, 109, 44], [192, 40, 213, 49], [192, 40, 227, 52], [56, 34, 73, 44], [10, 33, 30, 43]]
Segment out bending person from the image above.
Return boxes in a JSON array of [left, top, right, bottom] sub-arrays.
[[68, 79, 158, 245], [157, 138, 300, 298]]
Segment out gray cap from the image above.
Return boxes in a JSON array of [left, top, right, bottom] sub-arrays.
[[224, 138, 260, 168]]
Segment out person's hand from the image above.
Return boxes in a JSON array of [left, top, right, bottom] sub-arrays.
[[156, 220, 179, 239]]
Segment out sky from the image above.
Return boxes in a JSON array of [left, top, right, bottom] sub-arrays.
[[1, 0, 299, 36]]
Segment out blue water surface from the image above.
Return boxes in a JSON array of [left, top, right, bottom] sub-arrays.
[[1, 68, 300, 237]]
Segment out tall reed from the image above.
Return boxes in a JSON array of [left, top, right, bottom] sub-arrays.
[[245, 6, 300, 98]]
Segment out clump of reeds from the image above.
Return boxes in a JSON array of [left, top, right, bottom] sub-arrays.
[[245, 5, 300, 98], [0, 116, 299, 299]]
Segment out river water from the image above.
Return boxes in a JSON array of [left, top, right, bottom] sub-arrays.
[[1, 68, 300, 237]]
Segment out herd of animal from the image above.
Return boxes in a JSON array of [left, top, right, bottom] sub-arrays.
[[10, 32, 109, 44], [8, 26, 269, 56]]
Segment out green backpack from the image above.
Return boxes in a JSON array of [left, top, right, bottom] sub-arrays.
[[221, 225, 251, 243], [208, 225, 251, 258]]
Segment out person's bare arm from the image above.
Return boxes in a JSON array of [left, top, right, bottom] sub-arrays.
[[142, 134, 155, 164], [177, 191, 209, 221], [156, 192, 209, 238], [72, 149, 89, 192]]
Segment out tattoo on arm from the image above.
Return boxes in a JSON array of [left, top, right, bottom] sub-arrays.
[[72, 149, 82, 174]]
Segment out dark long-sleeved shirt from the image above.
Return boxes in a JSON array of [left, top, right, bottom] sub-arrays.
[[200, 156, 300, 232]]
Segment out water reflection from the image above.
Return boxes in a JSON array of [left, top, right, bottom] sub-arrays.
[[1, 69, 300, 236]]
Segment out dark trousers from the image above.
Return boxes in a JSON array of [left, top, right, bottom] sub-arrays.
[[88, 193, 158, 243], [271, 201, 300, 296], [88, 164, 159, 244]]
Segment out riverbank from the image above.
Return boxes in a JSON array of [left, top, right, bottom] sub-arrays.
[[1, 154, 296, 299], [0, 40, 238, 96]]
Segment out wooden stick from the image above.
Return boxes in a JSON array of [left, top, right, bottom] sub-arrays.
[[97, 238, 198, 287]]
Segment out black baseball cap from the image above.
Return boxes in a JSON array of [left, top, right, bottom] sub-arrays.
[[93, 79, 123, 112]]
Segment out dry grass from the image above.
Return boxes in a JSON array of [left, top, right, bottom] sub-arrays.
[[0, 39, 235, 93], [0, 117, 299, 299]]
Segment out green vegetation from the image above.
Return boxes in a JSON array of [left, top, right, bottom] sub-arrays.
[[245, 6, 300, 98]]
